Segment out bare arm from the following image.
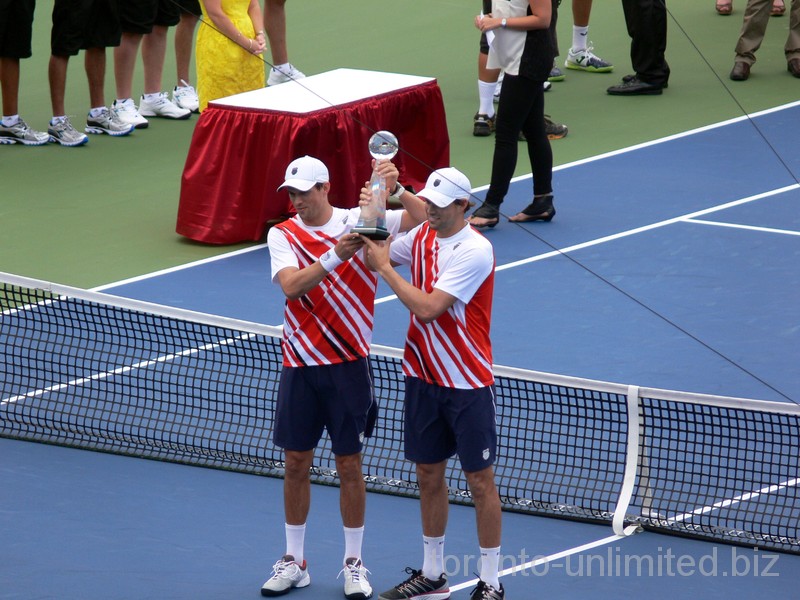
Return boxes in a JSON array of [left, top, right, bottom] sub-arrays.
[[361, 236, 457, 323], [275, 233, 364, 300], [204, 0, 265, 54]]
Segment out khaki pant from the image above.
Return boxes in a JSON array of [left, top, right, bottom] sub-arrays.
[[734, 0, 800, 63]]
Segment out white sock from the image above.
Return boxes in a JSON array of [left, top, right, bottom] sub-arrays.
[[50, 115, 67, 125], [478, 80, 496, 118], [89, 107, 106, 118], [572, 25, 589, 52], [479, 546, 501, 589], [285, 523, 306, 563], [2, 114, 19, 126], [274, 62, 290, 72], [143, 92, 161, 103], [422, 535, 445, 580], [343, 525, 365, 563]]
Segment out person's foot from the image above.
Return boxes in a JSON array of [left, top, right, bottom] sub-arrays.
[[47, 117, 89, 147], [172, 80, 200, 113], [377, 568, 449, 600], [341, 557, 373, 600], [139, 92, 192, 120], [0, 117, 50, 146], [260, 555, 311, 596], [85, 107, 135, 136], [268, 63, 306, 86], [565, 45, 614, 73], [730, 61, 751, 81], [788, 58, 800, 78], [473, 113, 495, 137], [715, 0, 733, 14], [544, 115, 568, 140], [607, 76, 663, 95], [469, 580, 505, 600], [468, 203, 500, 229], [112, 98, 149, 129], [509, 194, 555, 223], [548, 65, 565, 82]]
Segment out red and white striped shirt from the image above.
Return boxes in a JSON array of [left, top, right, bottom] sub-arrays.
[[390, 222, 495, 389], [268, 207, 402, 367]]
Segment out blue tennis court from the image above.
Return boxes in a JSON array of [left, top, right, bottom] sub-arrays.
[[2, 103, 799, 599]]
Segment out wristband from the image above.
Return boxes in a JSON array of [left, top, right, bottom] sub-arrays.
[[389, 183, 406, 201], [319, 249, 344, 272]]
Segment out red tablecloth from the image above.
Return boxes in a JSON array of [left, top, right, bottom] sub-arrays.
[[176, 77, 449, 245]]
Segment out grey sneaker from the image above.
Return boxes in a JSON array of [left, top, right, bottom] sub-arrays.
[[48, 117, 89, 147], [260, 555, 311, 596], [0, 118, 50, 146], [267, 63, 306, 86], [139, 92, 191, 120], [85, 107, 135, 136]]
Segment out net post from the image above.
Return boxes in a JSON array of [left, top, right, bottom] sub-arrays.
[[612, 385, 641, 536]]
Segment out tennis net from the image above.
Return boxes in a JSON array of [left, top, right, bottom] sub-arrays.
[[2, 272, 799, 554]]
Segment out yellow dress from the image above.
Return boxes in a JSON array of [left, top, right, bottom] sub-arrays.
[[196, 0, 266, 112]]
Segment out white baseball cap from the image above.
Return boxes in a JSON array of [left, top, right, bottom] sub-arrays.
[[277, 155, 329, 192], [417, 167, 472, 208]]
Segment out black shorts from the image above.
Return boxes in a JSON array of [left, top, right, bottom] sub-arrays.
[[120, 0, 180, 35], [273, 358, 378, 456], [174, 0, 202, 16], [0, 0, 35, 59], [51, 0, 121, 56], [479, 0, 491, 55], [404, 377, 497, 473]]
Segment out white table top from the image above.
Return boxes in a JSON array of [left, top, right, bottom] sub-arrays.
[[209, 68, 435, 114]]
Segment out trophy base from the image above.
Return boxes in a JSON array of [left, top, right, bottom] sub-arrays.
[[351, 226, 390, 241]]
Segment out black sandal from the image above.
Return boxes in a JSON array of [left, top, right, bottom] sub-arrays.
[[509, 195, 555, 223], [468, 202, 500, 228]]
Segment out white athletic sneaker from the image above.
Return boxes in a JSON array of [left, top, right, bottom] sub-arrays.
[[139, 92, 191, 120], [172, 80, 200, 113], [340, 558, 373, 600], [0, 117, 50, 146], [267, 63, 306, 86], [112, 98, 149, 129], [564, 44, 614, 73], [260, 555, 311, 597], [85, 107, 135, 136]]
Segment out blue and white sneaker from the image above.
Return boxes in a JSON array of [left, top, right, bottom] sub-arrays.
[[565, 44, 614, 73]]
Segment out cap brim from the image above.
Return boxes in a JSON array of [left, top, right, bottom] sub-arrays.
[[277, 179, 317, 192], [417, 189, 457, 208]]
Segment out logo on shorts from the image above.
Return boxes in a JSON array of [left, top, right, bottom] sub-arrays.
[[482, 448, 490, 460], [359, 432, 365, 443]]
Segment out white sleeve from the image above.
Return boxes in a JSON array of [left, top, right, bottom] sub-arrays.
[[388, 222, 419, 266], [266, 227, 299, 282], [434, 243, 493, 303]]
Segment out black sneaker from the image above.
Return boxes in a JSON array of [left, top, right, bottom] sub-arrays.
[[473, 113, 495, 137], [469, 580, 505, 600], [544, 115, 568, 140], [378, 567, 449, 600]]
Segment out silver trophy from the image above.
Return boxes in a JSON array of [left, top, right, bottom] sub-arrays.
[[351, 131, 398, 240]]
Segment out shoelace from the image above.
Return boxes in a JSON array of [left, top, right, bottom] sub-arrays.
[[337, 561, 371, 582], [271, 559, 297, 578]]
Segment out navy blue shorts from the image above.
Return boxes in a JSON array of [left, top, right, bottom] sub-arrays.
[[404, 377, 497, 473], [273, 358, 377, 456]]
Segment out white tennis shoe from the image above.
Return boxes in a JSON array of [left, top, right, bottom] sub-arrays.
[[260, 554, 310, 596], [340, 557, 373, 600]]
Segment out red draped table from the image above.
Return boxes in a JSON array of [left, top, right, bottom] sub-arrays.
[[176, 68, 450, 244]]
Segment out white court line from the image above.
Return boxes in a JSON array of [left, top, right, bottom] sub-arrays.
[[374, 183, 800, 304], [449, 526, 639, 593], [683, 218, 800, 237], [92, 101, 800, 292]]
